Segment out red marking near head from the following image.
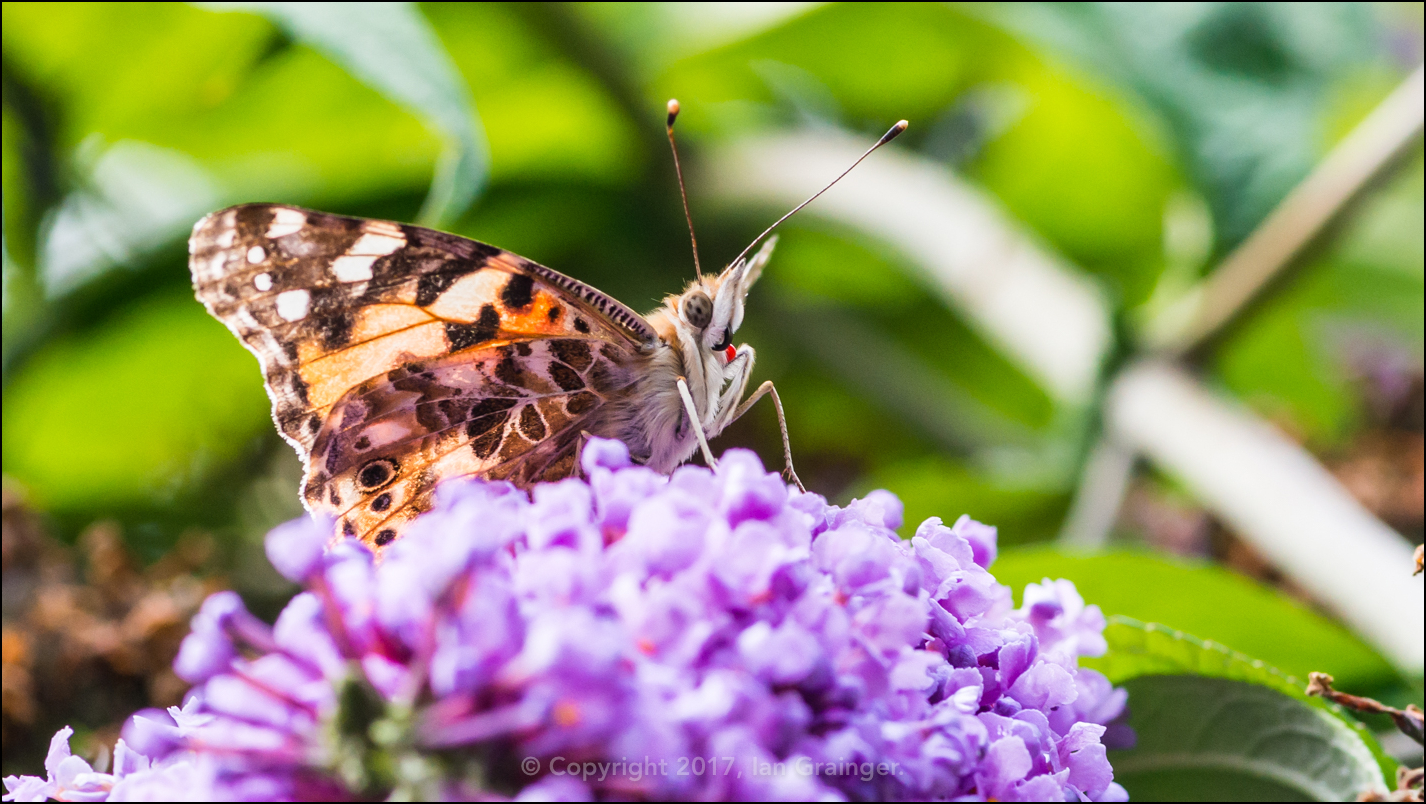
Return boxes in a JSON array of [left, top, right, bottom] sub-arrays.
[[724, 344, 736, 362]]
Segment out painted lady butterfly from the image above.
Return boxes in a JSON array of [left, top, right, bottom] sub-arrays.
[[190, 105, 905, 552]]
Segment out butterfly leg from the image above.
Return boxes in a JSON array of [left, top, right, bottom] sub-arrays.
[[727, 380, 805, 493], [676, 376, 718, 469]]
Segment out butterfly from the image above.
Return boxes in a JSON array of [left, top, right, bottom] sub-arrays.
[[190, 105, 906, 552]]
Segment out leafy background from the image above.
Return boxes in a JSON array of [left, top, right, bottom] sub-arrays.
[[2, 2, 1421, 799]]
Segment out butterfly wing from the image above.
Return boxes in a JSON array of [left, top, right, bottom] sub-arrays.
[[190, 203, 655, 549]]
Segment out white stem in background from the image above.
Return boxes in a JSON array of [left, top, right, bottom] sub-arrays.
[[707, 133, 1112, 405], [1108, 361, 1423, 672], [1059, 437, 1137, 549], [1160, 65, 1425, 353]]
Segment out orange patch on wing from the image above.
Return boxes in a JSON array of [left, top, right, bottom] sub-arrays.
[[348, 304, 435, 345], [300, 322, 450, 410], [498, 290, 566, 337]]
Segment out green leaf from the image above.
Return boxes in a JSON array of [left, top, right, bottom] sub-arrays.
[[2, 290, 271, 511], [1111, 674, 1389, 801], [204, 2, 487, 226], [421, 3, 637, 187], [1093, 619, 1400, 793], [991, 547, 1400, 693], [988, 3, 1387, 253], [3, 3, 452, 298], [967, 60, 1177, 307]]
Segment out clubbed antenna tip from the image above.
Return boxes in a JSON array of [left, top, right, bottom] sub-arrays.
[[728, 117, 911, 270], [667, 98, 680, 129], [881, 120, 909, 144]]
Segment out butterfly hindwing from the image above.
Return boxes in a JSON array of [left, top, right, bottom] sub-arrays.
[[312, 336, 628, 549], [190, 203, 652, 549]]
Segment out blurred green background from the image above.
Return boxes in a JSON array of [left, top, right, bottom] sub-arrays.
[[2, 0, 1422, 774]]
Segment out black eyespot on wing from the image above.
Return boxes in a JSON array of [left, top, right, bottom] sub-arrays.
[[547, 305, 562, 322], [445, 304, 501, 351], [501, 274, 535, 309], [371, 492, 392, 512], [307, 415, 322, 434], [375, 529, 396, 546], [357, 458, 399, 491], [573, 317, 590, 334], [342, 519, 356, 537], [355, 435, 371, 451]]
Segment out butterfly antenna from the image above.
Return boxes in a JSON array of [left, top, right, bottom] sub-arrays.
[[665, 99, 704, 281], [728, 119, 908, 269]]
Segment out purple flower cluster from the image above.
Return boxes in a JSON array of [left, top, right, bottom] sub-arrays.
[[4, 440, 1127, 801]]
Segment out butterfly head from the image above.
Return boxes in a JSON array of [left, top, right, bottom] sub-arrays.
[[661, 236, 776, 359]]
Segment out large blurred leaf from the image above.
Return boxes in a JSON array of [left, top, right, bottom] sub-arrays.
[[206, 2, 487, 226], [657, 3, 1010, 134], [1, 3, 274, 147], [991, 547, 1400, 692], [2, 290, 270, 511], [967, 61, 1177, 306], [1110, 675, 1390, 801], [422, 3, 637, 186], [990, 3, 1390, 254]]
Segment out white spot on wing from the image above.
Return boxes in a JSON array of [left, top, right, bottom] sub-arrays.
[[350, 231, 405, 256], [247, 245, 266, 264], [364, 220, 404, 238], [425, 270, 506, 320], [254, 272, 273, 291], [215, 227, 237, 248], [267, 208, 306, 238], [276, 289, 310, 321], [331, 255, 376, 282]]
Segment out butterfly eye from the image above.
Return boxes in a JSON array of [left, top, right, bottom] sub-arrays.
[[683, 291, 712, 329], [711, 328, 732, 352], [357, 457, 399, 491]]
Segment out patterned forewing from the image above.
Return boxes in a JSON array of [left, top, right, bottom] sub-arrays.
[[189, 204, 650, 548]]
